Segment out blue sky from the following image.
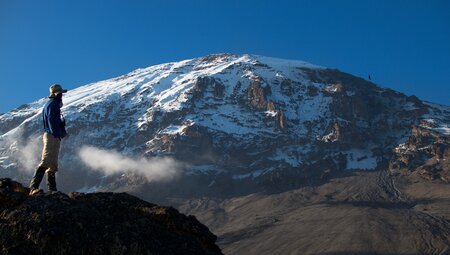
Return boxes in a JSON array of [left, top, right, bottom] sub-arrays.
[[0, 0, 449, 113]]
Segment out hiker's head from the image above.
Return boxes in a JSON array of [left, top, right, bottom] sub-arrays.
[[49, 84, 68, 98]]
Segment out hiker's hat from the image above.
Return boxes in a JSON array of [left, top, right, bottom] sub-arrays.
[[49, 84, 68, 97]]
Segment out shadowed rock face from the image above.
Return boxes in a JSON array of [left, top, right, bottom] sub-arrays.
[[0, 178, 223, 255]]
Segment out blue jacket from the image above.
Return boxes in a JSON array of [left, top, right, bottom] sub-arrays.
[[42, 94, 63, 138]]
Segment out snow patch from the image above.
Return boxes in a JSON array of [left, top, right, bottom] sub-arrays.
[[269, 149, 301, 167], [160, 122, 194, 135], [419, 118, 450, 135], [265, 110, 278, 117], [403, 101, 419, 111], [0, 156, 16, 169], [433, 126, 450, 135], [253, 55, 324, 69], [232, 168, 275, 180], [325, 84, 342, 93]]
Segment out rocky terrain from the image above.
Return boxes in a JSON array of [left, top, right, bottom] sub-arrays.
[[0, 178, 222, 255], [177, 170, 450, 255], [390, 119, 449, 182], [0, 53, 449, 254]]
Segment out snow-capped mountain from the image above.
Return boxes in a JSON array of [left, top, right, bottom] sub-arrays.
[[0, 53, 448, 195]]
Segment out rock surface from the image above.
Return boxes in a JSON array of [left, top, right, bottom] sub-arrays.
[[0, 178, 222, 255], [390, 121, 450, 182]]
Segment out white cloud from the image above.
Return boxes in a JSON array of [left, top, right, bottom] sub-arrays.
[[0, 127, 41, 173], [78, 146, 182, 182]]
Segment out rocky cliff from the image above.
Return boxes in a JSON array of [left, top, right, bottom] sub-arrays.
[[0, 178, 222, 255]]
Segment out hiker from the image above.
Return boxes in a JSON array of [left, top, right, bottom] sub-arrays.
[[29, 84, 68, 195], [368, 74, 371, 80]]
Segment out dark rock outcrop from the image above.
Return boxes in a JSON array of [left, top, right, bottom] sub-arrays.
[[0, 178, 222, 255], [247, 79, 271, 110]]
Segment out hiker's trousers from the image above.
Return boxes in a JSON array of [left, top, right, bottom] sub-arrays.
[[38, 132, 61, 173]]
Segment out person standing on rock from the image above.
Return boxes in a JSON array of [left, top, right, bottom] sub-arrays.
[[29, 84, 68, 195]]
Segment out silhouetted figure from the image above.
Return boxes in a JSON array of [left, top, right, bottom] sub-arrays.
[[29, 84, 68, 195], [368, 74, 371, 80]]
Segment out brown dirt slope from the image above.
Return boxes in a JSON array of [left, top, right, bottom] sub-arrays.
[[178, 171, 450, 255]]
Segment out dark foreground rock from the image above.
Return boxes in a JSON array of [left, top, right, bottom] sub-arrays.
[[0, 178, 223, 255]]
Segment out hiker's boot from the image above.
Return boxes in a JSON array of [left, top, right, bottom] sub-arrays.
[[29, 167, 46, 190], [47, 171, 57, 192], [29, 188, 43, 196]]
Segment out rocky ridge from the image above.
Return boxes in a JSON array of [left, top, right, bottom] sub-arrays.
[[0, 178, 222, 255]]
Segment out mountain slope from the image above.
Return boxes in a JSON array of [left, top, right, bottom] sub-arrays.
[[0, 53, 448, 194], [0, 53, 449, 254]]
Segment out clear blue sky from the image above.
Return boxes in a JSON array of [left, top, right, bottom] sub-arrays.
[[1, 0, 449, 113]]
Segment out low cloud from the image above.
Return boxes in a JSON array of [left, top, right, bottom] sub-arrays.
[[78, 146, 182, 182], [18, 137, 42, 172], [1, 127, 41, 174]]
